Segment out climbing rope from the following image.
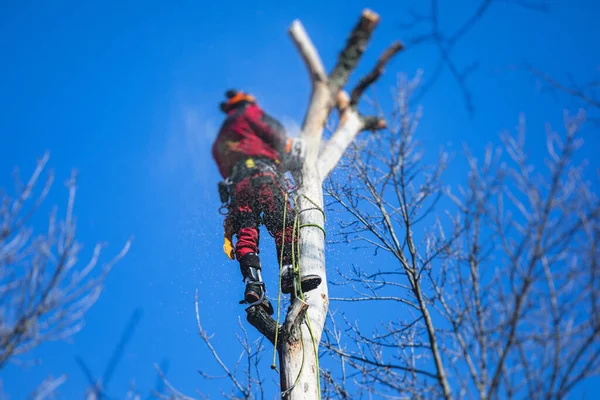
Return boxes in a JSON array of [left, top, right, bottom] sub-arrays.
[[271, 191, 289, 371], [294, 194, 324, 399], [271, 189, 325, 399]]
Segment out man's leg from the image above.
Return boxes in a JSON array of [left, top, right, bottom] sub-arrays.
[[256, 175, 321, 296], [232, 178, 274, 315]]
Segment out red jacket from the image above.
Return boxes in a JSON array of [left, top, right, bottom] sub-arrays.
[[212, 102, 287, 178]]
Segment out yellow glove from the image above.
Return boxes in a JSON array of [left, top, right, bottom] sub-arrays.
[[222, 216, 236, 260], [223, 236, 235, 260]]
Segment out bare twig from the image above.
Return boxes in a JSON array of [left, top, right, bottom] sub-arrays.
[[194, 290, 249, 398], [399, 0, 549, 112], [28, 374, 68, 400], [153, 363, 198, 400]]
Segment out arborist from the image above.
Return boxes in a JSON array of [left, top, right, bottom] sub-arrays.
[[212, 90, 322, 315]]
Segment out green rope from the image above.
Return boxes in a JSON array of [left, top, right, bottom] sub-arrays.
[[291, 194, 323, 398], [299, 223, 327, 238], [298, 194, 326, 220], [305, 317, 320, 395], [292, 199, 301, 298], [271, 192, 288, 371], [272, 190, 326, 399], [281, 343, 305, 398]]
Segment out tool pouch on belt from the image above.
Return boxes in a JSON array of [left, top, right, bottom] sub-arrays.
[[218, 180, 231, 204]]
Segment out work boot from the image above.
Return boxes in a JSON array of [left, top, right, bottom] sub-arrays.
[[239, 253, 274, 315], [281, 264, 322, 295], [243, 282, 274, 315]]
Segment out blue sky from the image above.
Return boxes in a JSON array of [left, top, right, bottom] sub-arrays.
[[1, 0, 598, 398]]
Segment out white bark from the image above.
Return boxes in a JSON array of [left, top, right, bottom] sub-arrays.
[[318, 107, 364, 179], [281, 109, 368, 398], [246, 10, 399, 399], [279, 21, 331, 400], [288, 20, 328, 84]]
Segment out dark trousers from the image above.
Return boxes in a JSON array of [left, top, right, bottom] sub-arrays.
[[230, 171, 296, 266]]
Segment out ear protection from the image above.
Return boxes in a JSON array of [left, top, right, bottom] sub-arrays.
[[220, 89, 256, 112]]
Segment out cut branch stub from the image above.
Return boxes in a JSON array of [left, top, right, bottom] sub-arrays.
[[336, 91, 351, 125], [362, 116, 387, 131], [283, 298, 309, 343], [336, 91, 386, 131], [245, 298, 309, 347], [329, 9, 381, 95]]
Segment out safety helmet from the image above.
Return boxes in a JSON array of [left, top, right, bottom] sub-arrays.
[[220, 89, 256, 113]]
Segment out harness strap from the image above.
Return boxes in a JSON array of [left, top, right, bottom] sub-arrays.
[[229, 157, 280, 184]]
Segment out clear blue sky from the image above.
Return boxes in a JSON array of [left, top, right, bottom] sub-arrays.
[[1, 0, 598, 398]]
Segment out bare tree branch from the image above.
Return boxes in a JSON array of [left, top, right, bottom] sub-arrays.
[[288, 21, 327, 84], [195, 290, 249, 398], [28, 374, 68, 400], [399, 0, 549, 113], [0, 154, 131, 369], [153, 363, 198, 400], [351, 41, 404, 106], [322, 71, 599, 399]]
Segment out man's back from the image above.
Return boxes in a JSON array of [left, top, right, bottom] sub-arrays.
[[212, 102, 286, 179]]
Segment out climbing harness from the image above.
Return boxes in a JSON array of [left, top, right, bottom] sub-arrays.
[[218, 157, 281, 209], [219, 157, 287, 260], [218, 177, 233, 215]]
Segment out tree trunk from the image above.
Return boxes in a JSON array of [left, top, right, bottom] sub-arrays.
[[279, 152, 328, 399], [245, 9, 402, 399]]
